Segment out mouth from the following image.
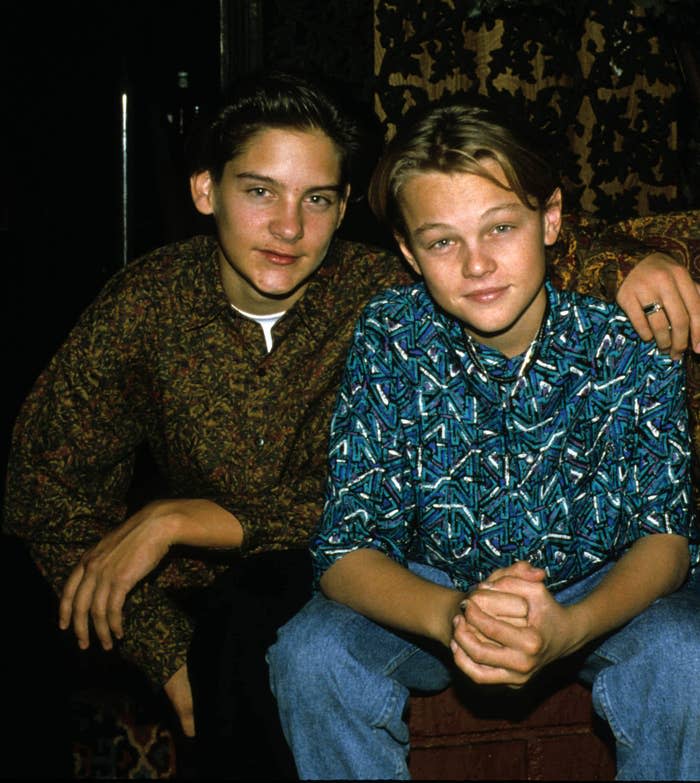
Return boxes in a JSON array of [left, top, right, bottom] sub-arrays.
[[258, 248, 301, 265], [464, 286, 509, 304]]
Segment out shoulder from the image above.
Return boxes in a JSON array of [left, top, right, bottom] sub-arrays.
[[361, 281, 432, 324], [324, 238, 412, 290], [65, 235, 219, 349], [553, 287, 680, 381], [351, 283, 441, 360], [88, 235, 219, 321], [108, 235, 217, 297]]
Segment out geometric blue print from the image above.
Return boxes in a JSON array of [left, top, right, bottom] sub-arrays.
[[312, 281, 696, 591]]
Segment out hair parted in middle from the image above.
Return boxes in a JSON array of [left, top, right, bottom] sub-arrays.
[[368, 100, 559, 239]]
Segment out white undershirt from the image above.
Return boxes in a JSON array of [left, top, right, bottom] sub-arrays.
[[231, 304, 286, 352]]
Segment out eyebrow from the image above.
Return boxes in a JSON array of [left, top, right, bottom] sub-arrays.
[[236, 171, 344, 193], [413, 202, 524, 237]]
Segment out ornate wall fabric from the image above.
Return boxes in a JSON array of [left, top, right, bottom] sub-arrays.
[[373, 0, 685, 218]]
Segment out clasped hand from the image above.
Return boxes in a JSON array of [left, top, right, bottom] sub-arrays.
[[450, 561, 580, 686]]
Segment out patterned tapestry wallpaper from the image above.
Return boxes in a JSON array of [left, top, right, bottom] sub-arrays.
[[254, 0, 697, 219], [373, 0, 689, 218]]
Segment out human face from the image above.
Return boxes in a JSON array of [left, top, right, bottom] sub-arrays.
[[396, 160, 561, 357], [191, 127, 349, 314]]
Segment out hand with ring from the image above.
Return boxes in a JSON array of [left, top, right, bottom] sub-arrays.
[[642, 301, 665, 317], [616, 252, 700, 360]]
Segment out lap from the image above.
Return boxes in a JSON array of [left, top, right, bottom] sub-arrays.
[[588, 567, 700, 667], [556, 565, 700, 684], [271, 560, 454, 693]]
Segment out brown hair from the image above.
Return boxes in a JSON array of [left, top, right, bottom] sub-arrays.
[[188, 71, 362, 187], [368, 101, 558, 238]]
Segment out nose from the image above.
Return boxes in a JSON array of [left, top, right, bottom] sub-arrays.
[[460, 243, 496, 278], [270, 200, 304, 243]]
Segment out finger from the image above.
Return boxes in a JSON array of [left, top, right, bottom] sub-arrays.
[[691, 281, 700, 353], [462, 616, 528, 639], [164, 665, 196, 736], [465, 587, 529, 619], [460, 598, 541, 659], [668, 273, 700, 354], [106, 587, 128, 641], [457, 614, 528, 648], [450, 623, 533, 682], [483, 560, 546, 584], [450, 638, 521, 685], [90, 581, 115, 651], [617, 289, 654, 343], [645, 301, 679, 357], [59, 564, 85, 630], [70, 573, 97, 650]]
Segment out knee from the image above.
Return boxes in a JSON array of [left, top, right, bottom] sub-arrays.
[[618, 592, 700, 694], [654, 615, 700, 688], [268, 595, 347, 700]]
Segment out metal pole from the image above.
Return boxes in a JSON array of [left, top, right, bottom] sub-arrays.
[[120, 90, 129, 266]]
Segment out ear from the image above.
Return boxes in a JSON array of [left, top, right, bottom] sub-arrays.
[[543, 187, 563, 246], [395, 232, 423, 277], [335, 184, 351, 229], [190, 170, 215, 216]]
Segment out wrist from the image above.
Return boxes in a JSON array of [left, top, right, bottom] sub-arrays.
[[140, 500, 190, 548], [435, 589, 468, 648], [559, 601, 594, 656]]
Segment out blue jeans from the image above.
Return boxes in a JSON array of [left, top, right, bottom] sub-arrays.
[[268, 562, 700, 781]]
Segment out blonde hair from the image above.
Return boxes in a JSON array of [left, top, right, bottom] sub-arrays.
[[368, 102, 558, 238]]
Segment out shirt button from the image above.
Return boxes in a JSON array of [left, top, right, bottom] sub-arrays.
[[258, 437, 265, 447], [257, 367, 267, 377]]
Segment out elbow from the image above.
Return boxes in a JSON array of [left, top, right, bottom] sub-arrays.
[[667, 535, 690, 594], [319, 558, 345, 602]]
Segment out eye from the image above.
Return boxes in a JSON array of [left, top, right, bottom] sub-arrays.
[[492, 223, 514, 235], [427, 238, 454, 251], [247, 187, 272, 199], [306, 193, 335, 209]]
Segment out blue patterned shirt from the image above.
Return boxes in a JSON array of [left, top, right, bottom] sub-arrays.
[[312, 281, 698, 591]]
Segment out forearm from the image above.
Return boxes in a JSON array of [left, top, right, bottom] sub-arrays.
[[564, 533, 689, 654], [155, 498, 244, 550], [320, 548, 464, 646], [231, 495, 324, 554], [569, 214, 678, 295]]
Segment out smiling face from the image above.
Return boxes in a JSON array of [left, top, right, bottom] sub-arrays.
[[396, 159, 562, 358], [191, 126, 349, 314]]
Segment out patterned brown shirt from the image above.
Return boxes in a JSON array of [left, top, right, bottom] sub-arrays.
[[2, 221, 656, 685]]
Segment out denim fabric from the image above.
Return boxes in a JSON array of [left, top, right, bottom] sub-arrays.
[[268, 562, 454, 780], [268, 564, 700, 781]]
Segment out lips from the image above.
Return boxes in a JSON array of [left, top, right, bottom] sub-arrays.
[[258, 248, 300, 265], [464, 286, 509, 303]]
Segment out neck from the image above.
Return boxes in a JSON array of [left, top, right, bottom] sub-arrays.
[[463, 292, 550, 387], [464, 286, 547, 358]]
